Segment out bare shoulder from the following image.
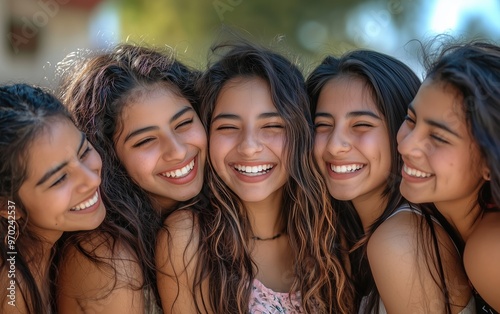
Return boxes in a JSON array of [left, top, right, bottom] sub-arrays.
[[464, 212, 500, 311], [368, 209, 423, 258], [58, 231, 144, 313], [62, 231, 142, 283], [367, 209, 471, 313]]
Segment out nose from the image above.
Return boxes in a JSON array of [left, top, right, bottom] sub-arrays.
[[237, 129, 263, 157], [397, 125, 428, 159], [76, 161, 101, 194], [161, 134, 188, 162], [325, 128, 351, 156]]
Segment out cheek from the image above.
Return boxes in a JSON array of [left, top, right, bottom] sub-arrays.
[[187, 125, 208, 151], [313, 135, 326, 164], [208, 137, 225, 172], [120, 150, 157, 179], [266, 133, 286, 157]]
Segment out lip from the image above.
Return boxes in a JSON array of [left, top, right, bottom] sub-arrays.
[[158, 156, 199, 185], [69, 189, 102, 214], [230, 162, 276, 183], [400, 161, 434, 183], [326, 162, 366, 180]]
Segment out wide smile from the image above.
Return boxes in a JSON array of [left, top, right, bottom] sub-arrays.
[[71, 191, 99, 211], [160, 158, 195, 179], [233, 163, 274, 177], [330, 163, 365, 174], [402, 164, 433, 178]]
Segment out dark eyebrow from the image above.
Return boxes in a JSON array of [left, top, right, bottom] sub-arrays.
[[36, 132, 86, 186], [123, 126, 159, 144], [314, 111, 381, 120], [425, 119, 462, 138], [346, 110, 381, 119], [408, 103, 461, 138], [123, 106, 194, 144], [212, 111, 281, 123], [171, 106, 194, 123], [211, 113, 239, 123], [314, 112, 333, 119]]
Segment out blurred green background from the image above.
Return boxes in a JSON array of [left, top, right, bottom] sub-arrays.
[[2, 0, 499, 88]]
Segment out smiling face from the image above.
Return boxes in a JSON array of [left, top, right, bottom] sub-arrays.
[[209, 77, 288, 206], [17, 118, 105, 243], [397, 79, 488, 213], [313, 78, 391, 209], [114, 86, 207, 210]]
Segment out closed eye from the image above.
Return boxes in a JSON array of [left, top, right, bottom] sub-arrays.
[[50, 174, 67, 188], [216, 125, 238, 130], [353, 123, 373, 128], [133, 138, 155, 147], [430, 134, 449, 144], [176, 118, 193, 130], [404, 114, 415, 124], [314, 122, 332, 129], [263, 124, 284, 129], [80, 145, 92, 159]]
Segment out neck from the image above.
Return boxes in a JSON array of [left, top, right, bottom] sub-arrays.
[[246, 195, 284, 240], [353, 194, 388, 232], [151, 195, 177, 215], [436, 200, 482, 242]]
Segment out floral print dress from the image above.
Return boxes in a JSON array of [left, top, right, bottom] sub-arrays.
[[248, 279, 304, 314]]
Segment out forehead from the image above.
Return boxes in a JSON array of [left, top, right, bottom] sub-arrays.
[[214, 77, 276, 113], [121, 87, 192, 120], [316, 77, 378, 113], [414, 79, 466, 120]]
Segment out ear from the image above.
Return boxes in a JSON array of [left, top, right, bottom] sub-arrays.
[[0, 197, 23, 220], [482, 166, 491, 181]]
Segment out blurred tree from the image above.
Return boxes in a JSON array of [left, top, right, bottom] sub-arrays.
[[116, 0, 377, 67]]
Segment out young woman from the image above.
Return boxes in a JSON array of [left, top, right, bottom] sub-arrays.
[[156, 41, 354, 313], [307, 50, 474, 313], [56, 44, 207, 313], [398, 41, 500, 313], [0, 83, 106, 314]]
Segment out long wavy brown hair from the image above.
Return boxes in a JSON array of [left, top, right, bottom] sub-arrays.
[[306, 49, 463, 314], [0, 84, 73, 313], [187, 40, 355, 313], [57, 44, 201, 310]]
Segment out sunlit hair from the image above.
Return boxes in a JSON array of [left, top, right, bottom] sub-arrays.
[[305, 50, 462, 313], [424, 41, 500, 210], [181, 40, 355, 313], [0, 83, 72, 314], [57, 43, 200, 309]]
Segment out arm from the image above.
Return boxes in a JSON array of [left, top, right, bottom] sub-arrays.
[[464, 212, 500, 312], [367, 211, 472, 314], [156, 210, 211, 314], [57, 234, 145, 314]]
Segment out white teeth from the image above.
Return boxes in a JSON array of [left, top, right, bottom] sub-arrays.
[[161, 160, 195, 178], [71, 191, 99, 211], [234, 164, 273, 176], [403, 164, 432, 178], [330, 164, 364, 173]]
